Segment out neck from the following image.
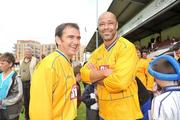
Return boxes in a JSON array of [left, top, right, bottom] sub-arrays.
[[24, 57, 32, 63], [56, 49, 71, 63], [104, 33, 118, 47], [3, 68, 13, 78], [162, 85, 180, 93], [161, 82, 178, 88]]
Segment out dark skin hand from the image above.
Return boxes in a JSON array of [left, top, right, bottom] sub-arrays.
[[87, 63, 112, 85]]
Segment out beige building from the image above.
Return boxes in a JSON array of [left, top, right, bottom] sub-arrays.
[[72, 44, 85, 65], [41, 44, 56, 56], [15, 40, 57, 61], [15, 40, 41, 61]]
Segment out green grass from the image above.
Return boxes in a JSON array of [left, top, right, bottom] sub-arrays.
[[19, 104, 86, 120], [77, 82, 86, 120], [19, 107, 24, 120], [77, 103, 86, 120], [19, 113, 24, 120]]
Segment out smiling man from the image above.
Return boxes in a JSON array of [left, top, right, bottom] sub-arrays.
[[81, 12, 142, 120], [29, 23, 81, 120]]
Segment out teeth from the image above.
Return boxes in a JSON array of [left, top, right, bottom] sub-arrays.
[[71, 46, 77, 49]]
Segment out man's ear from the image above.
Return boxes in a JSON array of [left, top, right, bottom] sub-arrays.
[[116, 22, 118, 30], [55, 36, 61, 47], [9, 62, 13, 68]]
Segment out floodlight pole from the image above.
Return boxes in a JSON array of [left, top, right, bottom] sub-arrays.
[[96, 0, 99, 49]]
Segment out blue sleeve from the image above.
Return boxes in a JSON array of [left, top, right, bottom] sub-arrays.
[[81, 85, 96, 108]]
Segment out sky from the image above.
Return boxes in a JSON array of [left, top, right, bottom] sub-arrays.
[[0, 0, 112, 53]]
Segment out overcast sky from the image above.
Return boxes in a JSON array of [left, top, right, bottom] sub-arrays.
[[0, 0, 112, 53]]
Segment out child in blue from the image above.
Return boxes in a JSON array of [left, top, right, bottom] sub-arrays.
[[0, 52, 23, 120], [82, 84, 99, 120], [148, 55, 180, 120]]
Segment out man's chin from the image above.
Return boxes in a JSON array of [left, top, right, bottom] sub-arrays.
[[102, 36, 113, 41], [69, 51, 77, 56], [104, 39, 112, 41]]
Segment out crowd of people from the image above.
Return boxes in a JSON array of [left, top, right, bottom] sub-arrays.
[[0, 11, 179, 120]]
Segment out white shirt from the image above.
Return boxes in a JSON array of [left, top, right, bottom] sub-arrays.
[[151, 91, 180, 120], [90, 93, 98, 110]]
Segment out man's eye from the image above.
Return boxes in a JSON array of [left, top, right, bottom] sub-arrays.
[[108, 22, 113, 25], [99, 24, 105, 26], [68, 35, 74, 39]]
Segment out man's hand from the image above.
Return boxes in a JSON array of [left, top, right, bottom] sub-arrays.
[[87, 63, 112, 83], [87, 63, 98, 71], [103, 69, 112, 77], [97, 69, 112, 86]]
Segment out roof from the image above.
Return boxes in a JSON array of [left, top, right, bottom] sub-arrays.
[[86, 0, 180, 52], [86, 0, 152, 52], [125, 1, 180, 41]]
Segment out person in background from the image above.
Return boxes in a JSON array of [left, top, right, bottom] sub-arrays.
[[19, 47, 37, 120], [81, 61, 100, 120], [142, 49, 148, 59], [148, 55, 180, 120], [142, 49, 152, 62], [0, 53, 2, 73], [80, 12, 142, 120], [136, 47, 154, 120], [82, 83, 99, 120], [30, 23, 81, 120], [136, 47, 154, 91], [41, 54, 46, 60], [73, 64, 82, 108], [173, 41, 180, 60], [0, 52, 23, 120]]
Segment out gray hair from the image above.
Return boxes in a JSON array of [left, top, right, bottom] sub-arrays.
[[24, 46, 33, 51]]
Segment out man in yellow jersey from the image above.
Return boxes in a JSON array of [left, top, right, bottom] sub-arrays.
[[173, 42, 180, 60], [136, 47, 154, 120], [29, 23, 81, 120], [136, 48, 154, 91], [80, 12, 142, 120], [141, 49, 152, 63]]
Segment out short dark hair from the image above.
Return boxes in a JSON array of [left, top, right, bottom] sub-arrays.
[[152, 59, 175, 74], [0, 52, 15, 67], [73, 64, 82, 76], [55, 23, 79, 38], [142, 49, 148, 54]]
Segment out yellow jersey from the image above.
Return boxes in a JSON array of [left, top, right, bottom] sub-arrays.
[[30, 49, 77, 120], [136, 58, 154, 91], [81, 37, 143, 120]]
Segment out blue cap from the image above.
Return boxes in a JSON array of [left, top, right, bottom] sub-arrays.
[[148, 55, 180, 81]]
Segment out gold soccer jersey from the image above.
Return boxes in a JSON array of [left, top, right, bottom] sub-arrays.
[[30, 50, 77, 120], [136, 58, 154, 91], [81, 37, 143, 120]]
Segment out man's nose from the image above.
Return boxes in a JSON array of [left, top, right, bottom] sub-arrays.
[[73, 38, 80, 44], [104, 23, 109, 29]]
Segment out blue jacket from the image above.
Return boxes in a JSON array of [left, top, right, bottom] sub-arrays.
[[82, 84, 97, 109]]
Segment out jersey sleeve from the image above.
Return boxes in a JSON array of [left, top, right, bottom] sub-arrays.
[[103, 41, 138, 93], [29, 62, 56, 120]]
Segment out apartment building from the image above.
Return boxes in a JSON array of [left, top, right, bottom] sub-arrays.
[[15, 40, 41, 61], [41, 44, 56, 56]]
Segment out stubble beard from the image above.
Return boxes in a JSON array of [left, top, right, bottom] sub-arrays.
[[102, 32, 116, 42]]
